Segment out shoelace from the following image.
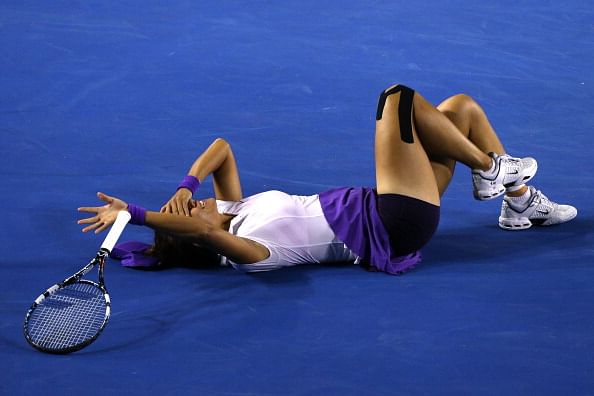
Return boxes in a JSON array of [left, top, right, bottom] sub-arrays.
[[532, 189, 558, 210], [498, 154, 522, 174]]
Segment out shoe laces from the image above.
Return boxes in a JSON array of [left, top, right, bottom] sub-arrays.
[[499, 154, 522, 172], [531, 188, 557, 210]]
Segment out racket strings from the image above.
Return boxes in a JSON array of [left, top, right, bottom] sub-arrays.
[[27, 282, 107, 351]]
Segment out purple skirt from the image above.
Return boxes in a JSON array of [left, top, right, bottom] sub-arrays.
[[319, 187, 435, 275]]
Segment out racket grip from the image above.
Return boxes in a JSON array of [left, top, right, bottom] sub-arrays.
[[100, 211, 132, 253]]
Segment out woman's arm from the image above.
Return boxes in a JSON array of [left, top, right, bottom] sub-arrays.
[[161, 138, 242, 215], [189, 138, 242, 202], [145, 211, 269, 264], [79, 192, 269, 264]]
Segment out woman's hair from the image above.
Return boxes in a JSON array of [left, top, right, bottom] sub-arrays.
[[148, 232, 220, 269]]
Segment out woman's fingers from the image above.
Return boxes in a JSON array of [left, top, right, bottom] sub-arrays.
[[97, 192, 114, 203], [77, 215, 99, 225], [179, 198, 190, 216], [94, 222, 110, 234], [174, 189, 191, 216], [78, 192, 123, 234], [78, 206, 100, 214], [161, 195, 193, 216], [81, 221, 102, 233], [171, 200, 179, 215]]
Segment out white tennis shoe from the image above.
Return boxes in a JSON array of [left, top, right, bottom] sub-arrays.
[[472, 152, 538, 200], [498, 186, 577, 230]]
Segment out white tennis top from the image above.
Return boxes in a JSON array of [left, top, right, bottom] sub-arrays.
[[216, 190, 358, 272]]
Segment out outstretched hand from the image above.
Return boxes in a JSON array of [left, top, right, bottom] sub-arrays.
[[160, 188, 193, 216], [78, 192, 128, 234]]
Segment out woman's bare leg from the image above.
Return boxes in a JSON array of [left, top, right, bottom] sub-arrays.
[[429, 94, 526, 197], [375, 86, 492, 206], [376, 86, 575, 232], [375, 90, 440, 205], [438, 94, 505, 153]]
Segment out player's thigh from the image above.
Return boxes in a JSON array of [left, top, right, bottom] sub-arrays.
[[430, 159, 456, 197], [375, 91, 440, 206]]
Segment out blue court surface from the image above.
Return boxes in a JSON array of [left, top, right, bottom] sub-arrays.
[[1, 1, 593, 395]]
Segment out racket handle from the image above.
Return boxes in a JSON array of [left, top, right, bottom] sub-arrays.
[[100, 211, 132, 253]]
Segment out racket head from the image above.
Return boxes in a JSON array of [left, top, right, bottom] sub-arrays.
[[23, 279, 110, 354]]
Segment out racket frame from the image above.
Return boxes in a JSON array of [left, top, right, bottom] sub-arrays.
[[23, 249, 111, 354], [23, 210, 131, 354]]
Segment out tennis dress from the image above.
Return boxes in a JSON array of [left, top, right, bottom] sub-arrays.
[[216, 191, 359, 272], [217, 188, 421, 274]]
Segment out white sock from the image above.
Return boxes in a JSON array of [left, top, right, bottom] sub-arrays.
[[506, 183, 525, 193], [507, 187, 531, 207]]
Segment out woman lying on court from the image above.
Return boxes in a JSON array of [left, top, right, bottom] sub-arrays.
[[78, 84, 577, 275]]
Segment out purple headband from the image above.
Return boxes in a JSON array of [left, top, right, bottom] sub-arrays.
[[177, 175, 201, 194], [111, 241, 160, 267]]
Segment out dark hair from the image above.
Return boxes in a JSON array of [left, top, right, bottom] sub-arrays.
[[148, 232, 220, 269]]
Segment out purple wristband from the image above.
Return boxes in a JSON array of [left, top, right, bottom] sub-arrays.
[[177, 175, 201, 194], [127, 204, 147, 226]]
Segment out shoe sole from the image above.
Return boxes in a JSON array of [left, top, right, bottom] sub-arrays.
[[498, 210, 577, 230], [498, 216, 533, 230], [474, 187, 505, 201]]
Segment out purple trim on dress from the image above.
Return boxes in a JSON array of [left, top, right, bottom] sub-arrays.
[[319, 187, 421, 275]]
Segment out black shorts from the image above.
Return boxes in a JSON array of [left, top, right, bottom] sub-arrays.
[[377, 194, 440, 256]]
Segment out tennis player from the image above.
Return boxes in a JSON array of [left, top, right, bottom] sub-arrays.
[[78, 85, 577, 275]]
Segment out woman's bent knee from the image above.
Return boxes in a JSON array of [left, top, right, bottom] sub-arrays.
[[440, 93, 478, 113], [376, 84, 416, 144]]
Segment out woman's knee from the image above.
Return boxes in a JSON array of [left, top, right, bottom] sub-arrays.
[[381, 83, 415, 94], [437, 93, 481, 134], [377, 84, 416, 119], [376, 84, 416, 144], [439, 93, 480, 117]]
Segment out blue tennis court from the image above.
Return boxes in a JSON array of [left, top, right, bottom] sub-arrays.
[[1, 1, 593, 395]]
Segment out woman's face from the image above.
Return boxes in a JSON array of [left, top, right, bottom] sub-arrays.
[[190, 198, 219, 223]]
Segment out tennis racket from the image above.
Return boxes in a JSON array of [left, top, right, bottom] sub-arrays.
[[23, 210, 131, 354]]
